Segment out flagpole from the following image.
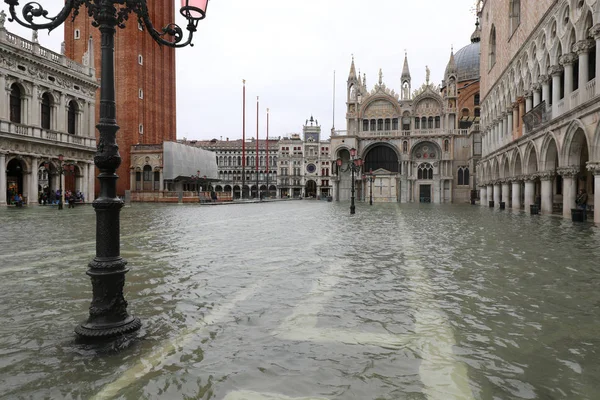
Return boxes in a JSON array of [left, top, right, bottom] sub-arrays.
[[256, 96, 260, 199], [242, 79, 246, 199], [266, 108, 269, 199]]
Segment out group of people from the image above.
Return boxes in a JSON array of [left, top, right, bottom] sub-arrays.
[[38, 189, 84, 207]]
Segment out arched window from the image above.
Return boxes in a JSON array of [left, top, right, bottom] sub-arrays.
[[238, 156, 242, 166], [510, 0, 520, 34], [10, 84, 21, 123], [474, 93, 480, 106], [435, 116, 441, 129], [421, 117, 427, 129], [415, 118, 420, 129], [458, 166, 470, 186], [363, 120, 369, 131], [474, 108, 481, 117], [428, 117, 434, 129], [41, 93, 51, 130], [418, 163, 433, 180], [370, 119, 376, 131], [444, 139, 449, 152], [392, 118, 399, 130], [403, 141, 408, 153], [489, 25, 497, 68], [67, 100, 78, 135], [385, 119, 391, 130], [377, 119, 383, 130], [154, 171, 160, 190]]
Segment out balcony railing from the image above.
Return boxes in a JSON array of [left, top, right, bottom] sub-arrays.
[[1, 121, 96, 149]]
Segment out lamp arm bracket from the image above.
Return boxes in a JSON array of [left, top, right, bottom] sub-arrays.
[[125, 0, 195, 48], [5, 0, 84, 32]]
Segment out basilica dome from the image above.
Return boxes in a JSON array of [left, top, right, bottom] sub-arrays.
[[454, 41, 480, 82]]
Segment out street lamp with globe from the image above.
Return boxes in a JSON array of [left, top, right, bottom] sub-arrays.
[[337, 148, 363, 215]]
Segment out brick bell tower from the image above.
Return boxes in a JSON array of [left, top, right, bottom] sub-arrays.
[[64, 3, 177, 196]]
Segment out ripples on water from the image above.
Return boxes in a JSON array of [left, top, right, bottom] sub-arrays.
[[1, 202, 599, 399]]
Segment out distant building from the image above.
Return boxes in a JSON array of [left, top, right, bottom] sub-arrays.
[[0, 23, 98, 205], [277, 116, 333, 198], [478, 0, 600, 223], [331, 23, 481, 204], [184, 137, 278, 199]]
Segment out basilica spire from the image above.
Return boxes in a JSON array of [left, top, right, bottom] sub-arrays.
[[401, 51, 412, 100], [401, 52, 411, 81], [348, 55, 357, 80], [445, 46, 457, 76]]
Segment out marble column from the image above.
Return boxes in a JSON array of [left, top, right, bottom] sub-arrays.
[[558, 167, 578, 219], [559, 53, 575, 99], [575, 40, 592, 91], [512, 180, 521, 210], [0, 73, 6, 120], [30, 156, 39, 205], [524, 178, 535, 213], [591, 24, 600, 89], [0, 152, 6, 205], [550, 65, 563, 109], [587, 162, 600, 224], [507, 110, 513, 141], [487, 184, 493, 205], [159, 168, 164, 191], [532, 84, 541, 107], [480, 186, 487, 205], [501, 182, 510, 207], [525, 91, 533, 113], [539, 172, 555, 214], [540, 75, 550, 106], [493, 183, 501, 208]]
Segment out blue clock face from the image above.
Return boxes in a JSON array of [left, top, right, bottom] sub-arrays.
[[307, 164, 316, 173]]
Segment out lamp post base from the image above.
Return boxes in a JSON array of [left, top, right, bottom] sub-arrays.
[[350, 204, 355, 214], [75, 315, 141, 339]]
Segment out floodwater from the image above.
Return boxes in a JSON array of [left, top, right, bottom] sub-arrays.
[[1, 201, 600, 400]]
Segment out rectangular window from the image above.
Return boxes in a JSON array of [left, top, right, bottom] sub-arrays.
[[139, 89, 143, 99], [139, 124, 143, 134], [74, 29, 81, 40], [138, 55, 143, 65]]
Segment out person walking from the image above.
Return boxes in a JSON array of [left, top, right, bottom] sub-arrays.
[[576, 189, 588, 210]]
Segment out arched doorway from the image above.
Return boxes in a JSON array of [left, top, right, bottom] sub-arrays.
[[363, 144, 399, 173], [565, 128, 592, 213], [411, 141, 440, 203], [305, 180, 317, 198], [6, 158, 25, 203], [363, 144, 400, 202]]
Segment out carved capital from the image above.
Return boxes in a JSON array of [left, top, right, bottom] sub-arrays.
[[586, 161, 600, 175], [538, 74, 550, 84], [532, 83, 541, 92], [589, 24, 600, 41], [538, 170, 556, 181], [524, 90, 533, 98], [559, 53, 577, 66], [523, 174, 538, 182], [573, 39, 595, 55], [557, 166, 580, 178], [548, 65, 564, 76]]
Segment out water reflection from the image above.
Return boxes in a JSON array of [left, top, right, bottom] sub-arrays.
[[1, 202, 599, 399]]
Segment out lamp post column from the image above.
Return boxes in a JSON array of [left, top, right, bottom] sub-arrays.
[[0, 152, 6, 205], [75, 6, 141, 338], [350, 165, 356, 214], [369, 176, 373, 205]]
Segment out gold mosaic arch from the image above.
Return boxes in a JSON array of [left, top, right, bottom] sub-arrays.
[[359, 96, 400, 119]]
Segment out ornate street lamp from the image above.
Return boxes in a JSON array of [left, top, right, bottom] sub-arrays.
[[337, 147, 362, 215], [4, 0, 210, 340]]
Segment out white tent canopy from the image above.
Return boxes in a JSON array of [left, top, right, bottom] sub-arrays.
[[162, 141, 218, 181]]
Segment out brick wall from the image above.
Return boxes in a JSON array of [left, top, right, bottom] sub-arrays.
[[64, 3, 177, 196]]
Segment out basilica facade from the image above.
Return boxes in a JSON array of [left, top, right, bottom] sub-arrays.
[[331, 29, 482, 204], [478, 0, 600, 223]]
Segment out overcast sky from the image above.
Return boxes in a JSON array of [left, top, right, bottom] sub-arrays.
[[3, 0, 478, 141]]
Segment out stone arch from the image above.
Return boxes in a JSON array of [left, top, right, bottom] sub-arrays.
[[512, 149, 523, 177], [7, 155, 31, 173], [580, 8, 594, 40], [562, 119, 591, 166], [360, 96, 401, 119], [363, 142, 400, 173], [540, 133, 560, 171], [492, 158, 500, 180], [523, 141, 539, 174], [593, 120, 600, 160], [500, 154, 510, 178], [409, 139, 442, 159]]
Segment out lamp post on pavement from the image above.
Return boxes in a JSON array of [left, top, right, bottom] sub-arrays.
[[369, 169, 375, 206], [4, 0, 210, 340], [337, 147, 362, 215]]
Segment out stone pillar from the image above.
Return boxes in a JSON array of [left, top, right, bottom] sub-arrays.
[[539, 171, 555, 214], [525, 91, 533, 113], [0, 73, 6, 120], [524, 177, 535, 212], [511, 105, 518, 141], [30, 156, 39, 205], [558, 167, 577, 219], [493, 182, 501, 208], [480, 186, 487, 205], [587, 162, 600, 223], [333, 179, 339, 201], [129, 168, 136, 191], [592, 25, 600, 88], [575, 40, 593, 90], [88, 162, 95, 202], [549, 65, 563, 109], [532, 83, 541, 107], [499, 118, 504, 142], [540, 75, 550, 106], [559, 54, 575, 98], [512, 180, 521, 210], [57, 93, 66, 132], [487, 184, 493, 205], [507, 110, 513, 141], [501, 182, 510, 207], [159, 168, 164, 191], [0, 152, 6, 205]]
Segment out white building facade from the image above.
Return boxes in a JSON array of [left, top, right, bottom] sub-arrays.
[[0, 20, 98, 205], [478, 0, 600, 223]]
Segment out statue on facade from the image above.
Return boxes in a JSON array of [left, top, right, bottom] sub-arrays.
[[426, 65, 430, 84], [32, 30, 39, 43], [0, 10, 6, 29], [378, 68, 383, 85], [61, 41, 66, 55]]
